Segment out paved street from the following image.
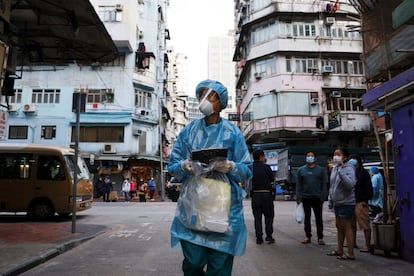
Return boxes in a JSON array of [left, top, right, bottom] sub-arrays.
[[1, 199, 414, 275]]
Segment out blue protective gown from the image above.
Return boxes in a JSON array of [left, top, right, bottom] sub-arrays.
[[168, 117, 252, 256]]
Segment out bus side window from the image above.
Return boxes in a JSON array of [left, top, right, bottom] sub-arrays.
[[37, 155, 65, 180], [0, 154, 31, 179]]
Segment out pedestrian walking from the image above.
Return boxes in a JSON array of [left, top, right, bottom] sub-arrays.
[[296, 151, 328, 245], [138, 179, 147, 202], [149, 177, 156, 200], [168, 79, 252, 275], [102, 175, 113, 202], [251, 149, 275, 244]]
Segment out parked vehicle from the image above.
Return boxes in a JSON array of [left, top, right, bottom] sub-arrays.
[[0, 143, 93, 219]]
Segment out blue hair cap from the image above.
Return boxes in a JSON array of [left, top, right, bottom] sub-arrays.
[[195, 79, 228, 110], [370, 166, 379, 173]]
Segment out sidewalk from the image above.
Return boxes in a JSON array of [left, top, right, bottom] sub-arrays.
[[0, 219, 106, 276]]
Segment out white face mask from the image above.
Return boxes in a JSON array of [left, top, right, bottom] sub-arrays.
[[198, 89, 215, 116], [333, 155, 342, 165]]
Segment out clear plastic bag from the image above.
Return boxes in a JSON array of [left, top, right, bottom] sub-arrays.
[[295, 203, 305, 224], [178, 159, 231, 233]]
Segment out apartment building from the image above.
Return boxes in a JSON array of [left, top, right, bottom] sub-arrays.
[[2, 0, 170, 186], [233, 0, 378, 174], [207, 35, 237, 121]]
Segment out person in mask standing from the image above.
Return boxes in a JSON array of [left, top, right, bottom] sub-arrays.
[[168, 79, 252, 275], [348, 154, 373, 253], [296, 151, 328, 245], [327, 148, 357, 260], [251, 149, 275, 245]]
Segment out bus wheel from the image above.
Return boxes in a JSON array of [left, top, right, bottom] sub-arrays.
[[29, 200, 54, 220]]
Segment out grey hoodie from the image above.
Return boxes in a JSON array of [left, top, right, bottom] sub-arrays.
[[328, 162, 356, 207]]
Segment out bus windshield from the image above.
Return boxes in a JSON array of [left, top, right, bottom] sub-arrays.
[[65, 155, 90, 180]]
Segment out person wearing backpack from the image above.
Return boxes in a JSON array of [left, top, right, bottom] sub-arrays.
[[349, 154, 373, 253]]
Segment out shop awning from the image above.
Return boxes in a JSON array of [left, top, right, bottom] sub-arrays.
[[362, 66, 414, 110], [70, 112, 131, 125]]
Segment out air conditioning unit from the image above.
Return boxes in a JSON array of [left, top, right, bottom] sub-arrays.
[[8, 104, 17, 112], [132, 129, 143, 136], [116, 4, 123, 11], [325, 17, 335, 25], [331, 91, 342, 97], [254, 72, 263, 80], [307, 67, 318, 73], [103, 144, 116, 154], [310, 98, 320, 105], [136, 108, 150, 116], [23, 104, 36, 112], [322, 65, 333, 74]]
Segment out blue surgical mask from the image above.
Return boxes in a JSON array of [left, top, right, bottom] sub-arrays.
[[348, 159, 357, 166], [306, 156, 315, 164]]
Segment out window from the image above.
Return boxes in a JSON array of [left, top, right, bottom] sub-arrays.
[[321, 59, 364, 75], [41, 126, 56, 140], [278, 92, 310, 115], [32, 89, 60, 104], [286, 57, 292, 72], [71, 126, 124, 142], [325, 91, 364, 112], [8, 126, 28, 139], [289, 22, 317, 38], [1, 89, 22, 104], [252, 20, 278, 45], [87, 89, 114, 103], [37, 155, 65, 180], [98, 6, 123, 22], [295, 58, 317, 73], [255, 57, 276, 77], [134, 89, 152, 108], [0, 154, 32, 179]]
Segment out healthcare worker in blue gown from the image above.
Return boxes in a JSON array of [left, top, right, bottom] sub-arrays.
[[168, 79, 252, 276]]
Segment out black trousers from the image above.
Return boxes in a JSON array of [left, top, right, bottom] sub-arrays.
[[251, 192, 274, 240], [302, 197, 324, 239]]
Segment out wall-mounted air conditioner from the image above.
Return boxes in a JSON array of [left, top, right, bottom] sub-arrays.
[[310, 98, 320, 105], [254, 72, 263, 80], [8, 104, 17, 112], [331, 91, 341, 97], [325, 17, 335, 25], [132, 129, 143, 136], [307, 67, 318, 73], [23, 104, 36, 112], [103, 144, 116, 154], [136, 108, 149, 116], [322, 65, 333, 73]]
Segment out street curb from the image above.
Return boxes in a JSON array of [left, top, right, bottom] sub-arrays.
[[1, 227, 107, 276]]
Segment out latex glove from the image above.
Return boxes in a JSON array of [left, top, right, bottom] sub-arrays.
[[181, 159, 193, 174], [213, 160, 235, 173]]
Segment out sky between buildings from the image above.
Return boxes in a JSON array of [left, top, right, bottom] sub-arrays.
[[167, 0, 234, 94]]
